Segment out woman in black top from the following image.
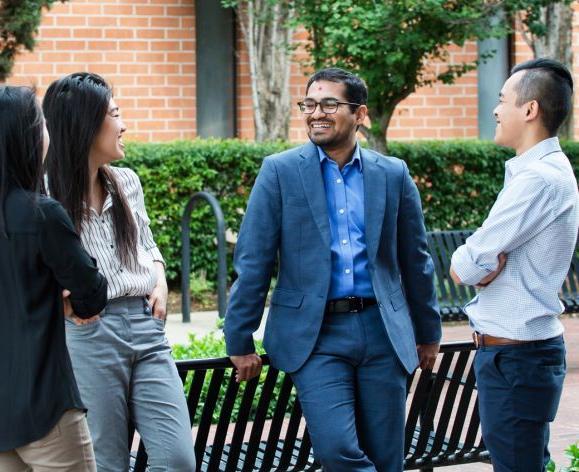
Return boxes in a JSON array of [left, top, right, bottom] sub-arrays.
[[0, 86, 107, 471]]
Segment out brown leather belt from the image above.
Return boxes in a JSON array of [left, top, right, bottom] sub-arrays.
[[472, 332, 534, 349], [326, 297, 377, 314]]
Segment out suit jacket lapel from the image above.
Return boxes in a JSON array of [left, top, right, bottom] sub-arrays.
[[362, 150, 387, 262], [298, 142, 331, 247]]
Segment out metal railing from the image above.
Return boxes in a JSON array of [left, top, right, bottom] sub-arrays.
[[180, 192, 227, 322]]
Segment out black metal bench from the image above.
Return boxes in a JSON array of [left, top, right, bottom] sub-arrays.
[[129, 341, 489, 471], [426, 230, 579, 320]]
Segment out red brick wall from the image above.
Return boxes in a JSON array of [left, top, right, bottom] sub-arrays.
[[236, 34, 479, 142], [5, 0, 196, 142], [4, 1, 578, 142]]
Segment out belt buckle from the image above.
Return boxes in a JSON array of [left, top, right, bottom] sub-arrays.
[[347, 296, 361, 313], [472, 332, 481, 349]]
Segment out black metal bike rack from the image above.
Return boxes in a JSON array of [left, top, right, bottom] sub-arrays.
[[180, 192, 227, 323]]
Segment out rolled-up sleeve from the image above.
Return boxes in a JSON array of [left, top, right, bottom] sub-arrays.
[[129, 170, 165, 265], [451, 244, 496, 286], [451, 171, 555, 286]]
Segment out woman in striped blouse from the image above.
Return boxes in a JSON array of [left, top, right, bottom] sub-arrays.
[[43, 73, 196, 472]]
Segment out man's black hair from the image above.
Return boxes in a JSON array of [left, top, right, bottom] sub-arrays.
[[306, 68, 368, 112], [511, 58, 573, 136]]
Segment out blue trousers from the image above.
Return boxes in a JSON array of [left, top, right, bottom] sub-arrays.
[[474, 335, 566, 472], [290, 305, 408, 472], [65, 297, 196, 472]]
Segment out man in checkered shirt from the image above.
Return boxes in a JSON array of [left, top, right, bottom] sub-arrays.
[[451, 58, 578, 471]]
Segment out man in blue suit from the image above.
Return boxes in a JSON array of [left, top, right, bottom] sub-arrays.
[[224, 68, 441, 471]]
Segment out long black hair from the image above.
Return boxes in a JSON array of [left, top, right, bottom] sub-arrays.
[[0, 86, 46, 238], [43, 72, 137, 266]]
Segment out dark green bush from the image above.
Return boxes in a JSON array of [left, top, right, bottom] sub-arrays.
[[120, 139, 579, 285], [119, 139, 290, 284]]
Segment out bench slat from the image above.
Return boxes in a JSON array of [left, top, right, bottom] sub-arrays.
[[277, 397, 305, 469], [240, 366, 279, 472], [223, 376, 259, 472], [259, 374, 294, 471], [196, 369, 226, 467], [207, 372, 240, 471], [429, 349, 470, 456]]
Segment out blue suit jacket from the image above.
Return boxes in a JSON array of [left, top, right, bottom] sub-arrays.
[[224, 141, 441, 374]]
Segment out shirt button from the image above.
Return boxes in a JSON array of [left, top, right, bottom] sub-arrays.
[[345, 269, 351, 274], [342, 239, 348, 245], [339, 209, 345, 215], [336, 178, 342, 184]]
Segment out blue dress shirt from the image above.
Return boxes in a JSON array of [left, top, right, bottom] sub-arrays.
[[318, 144, 374, 300]]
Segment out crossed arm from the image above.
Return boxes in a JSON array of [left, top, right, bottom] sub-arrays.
[[450, 170, 555, 287]]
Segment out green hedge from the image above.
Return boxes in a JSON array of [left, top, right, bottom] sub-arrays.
[[119, 139, 579, 286]]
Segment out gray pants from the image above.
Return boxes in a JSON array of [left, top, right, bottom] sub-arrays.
[[65, 297, 196, 472]]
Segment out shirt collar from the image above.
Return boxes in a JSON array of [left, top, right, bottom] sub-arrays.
[[317, 143, 362, 172], [505, 137, 562, 178]]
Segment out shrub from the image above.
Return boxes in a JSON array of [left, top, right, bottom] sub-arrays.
[[172, 333, 295, 424], [120, 139, 579, 285], [547, 442, 579, 471]]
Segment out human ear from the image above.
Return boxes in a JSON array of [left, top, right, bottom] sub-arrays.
[[525, 100, 539, 121], [356, 104, 368, 124]]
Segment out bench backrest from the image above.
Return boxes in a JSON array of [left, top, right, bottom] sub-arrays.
[[426, 230, 475, 320], [131, 342, 488, 471], [426, 229, 579, 318]]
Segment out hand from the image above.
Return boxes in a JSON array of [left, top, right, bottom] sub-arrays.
[[417, 342, 439, 370], [230, 353, 263, 382], [148, 283, 168, 320], [63, 289, 100, 325], [62, 289, 73, 317], [149, 262, 168, 320], [476, 252, 507, 288]]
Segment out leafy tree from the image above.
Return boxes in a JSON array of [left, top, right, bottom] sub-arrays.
[[296, 0, 566, 153], [222, 0, 296, 141], [517, 1, 574, 139], [0, 0, 67, 81]]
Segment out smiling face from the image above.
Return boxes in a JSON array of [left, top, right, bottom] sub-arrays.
[[493, 71, 529, 150], [304, 80, 365, 150], [89, 98, 126, 168]]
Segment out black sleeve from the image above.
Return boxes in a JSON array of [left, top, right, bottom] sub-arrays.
[[39, 200, 107, 318]]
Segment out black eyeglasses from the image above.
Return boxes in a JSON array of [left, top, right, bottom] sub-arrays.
[[297, 98, 361, 114]]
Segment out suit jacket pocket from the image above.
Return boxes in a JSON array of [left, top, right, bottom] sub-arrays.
[[271, 287, 304, 308], [390, 287, 407, 311]]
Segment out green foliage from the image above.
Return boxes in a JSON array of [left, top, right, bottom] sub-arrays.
[[172, 333, 296, 425], [119, 139, 291, 285], [563, 442, 579, 472], [189, 272, 215, 308], [295, 0, 564, 152], [0, 0, 68, 80], [120, 138, 579, 286], [546, 442, 579, 471]]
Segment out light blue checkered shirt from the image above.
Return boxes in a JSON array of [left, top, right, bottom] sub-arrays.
[[451, 137, 579, 340]]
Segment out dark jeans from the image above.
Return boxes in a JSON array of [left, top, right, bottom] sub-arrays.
[[474, 335, 566, 472]]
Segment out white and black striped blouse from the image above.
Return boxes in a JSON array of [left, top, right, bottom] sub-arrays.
[[79, 166, 164, 300]]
